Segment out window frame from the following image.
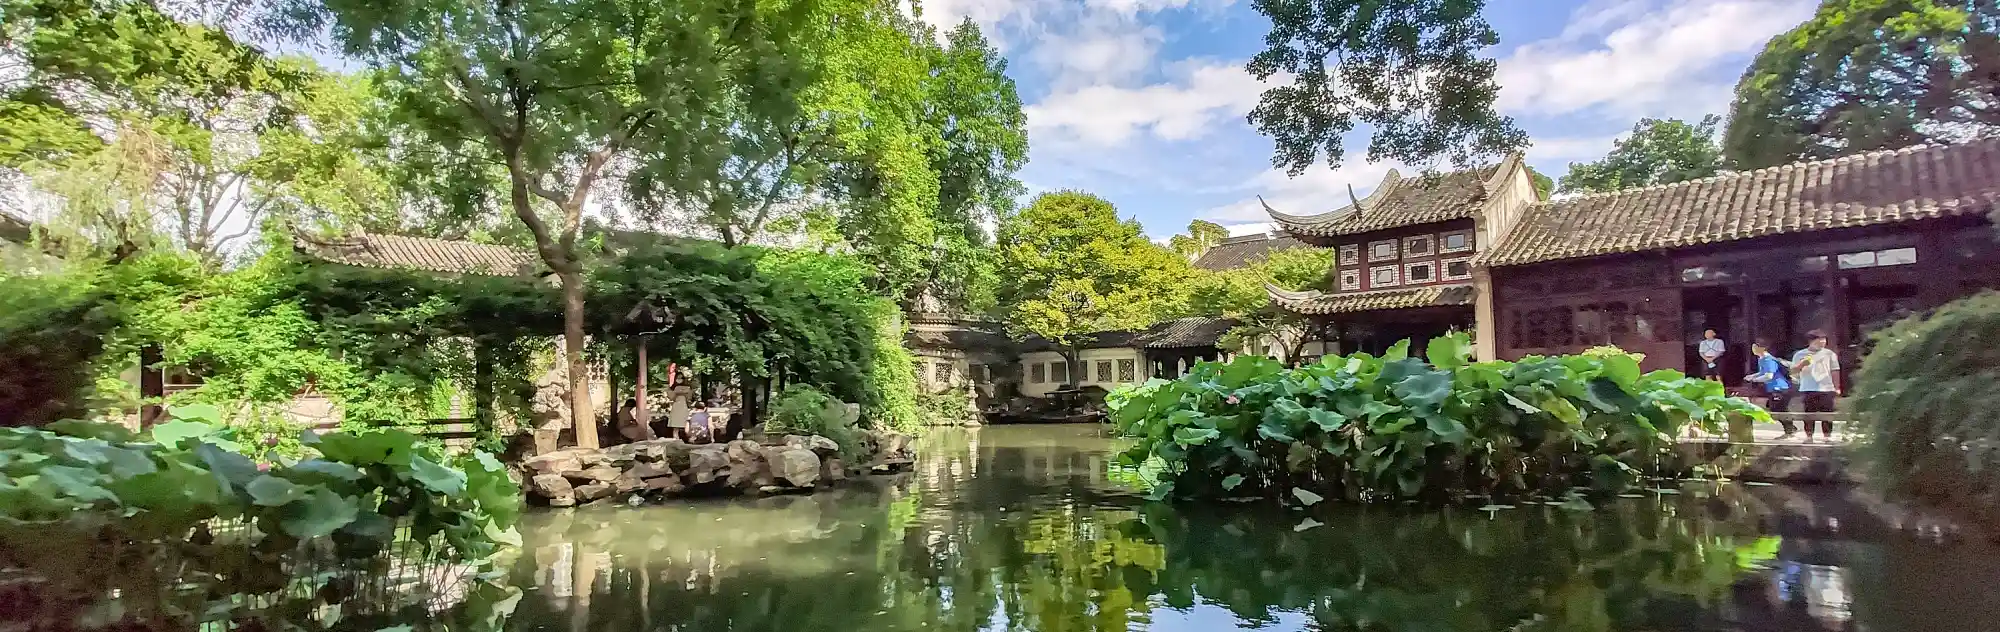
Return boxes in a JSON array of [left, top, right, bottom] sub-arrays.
[[1441, 256, 1474, 281], [1339, 269, 1362, 291], [1440, 231, 1473, 253], [1368, 239, 1399, 262], [1403, 261, 1436, 284], [1117, 359, 1136, 382], [1403, 234, 1434, 257], [1050, 361, 1069, 385], [1095, 360, 1112, 383], [1338, 244, 1360, 267], [1030, 363, 1045, 384], [1370, 265, 1400, 288]]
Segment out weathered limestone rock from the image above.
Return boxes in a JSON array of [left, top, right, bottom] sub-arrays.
[[573, 482, 614, 503], [772, 448, 821, 487], [628, 461, 674, 480], [529, 474, 574, 503], [524, 451, 584, 475], [569, 465, 622, 483], [611, 472, 647, 494], [820, 457, 847, 484], [514, 430, 907, 504], [686, 445, 730, 483], [726, 440, 774, 488]]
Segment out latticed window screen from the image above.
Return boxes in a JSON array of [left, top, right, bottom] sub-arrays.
[[934, 362, 953, 384], [1051, 362, 1069, 384], [1096, 361, 1112, 382], [1117, 360, 1135, 382]]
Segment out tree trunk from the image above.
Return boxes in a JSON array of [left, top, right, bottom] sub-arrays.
[[559, 269, 599, 449], [473, 342, 496, 437]]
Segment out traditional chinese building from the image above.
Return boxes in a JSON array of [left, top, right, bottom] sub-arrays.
[[1481, 140, 2000, 384], [1261, 154, 1542, 360], [1263, 139, 2000, 385]]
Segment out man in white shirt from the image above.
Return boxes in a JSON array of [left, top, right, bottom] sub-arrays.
[[1790, 331, 1842, 442], [1697, 329, 1726, 380]]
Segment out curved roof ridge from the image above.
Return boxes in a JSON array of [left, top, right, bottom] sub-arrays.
[[1261, 168, 1403, 225], [1547, 141, 1976, 204]]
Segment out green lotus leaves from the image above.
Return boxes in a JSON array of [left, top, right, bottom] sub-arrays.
[[1107, 333, 1770, 503]]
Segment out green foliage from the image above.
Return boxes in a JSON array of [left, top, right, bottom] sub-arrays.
[[0, 268, 121, 426], [1246, 0, 1527, 174], [1527, 165, 1553, 200], [1724, 0, 1997, 169], [1187, 246, 1334, 359], [1168, 220, 1230, 260], [0, 405, 521, 629], [915, 388, 980, 426], [1558, 116, 1725, 194], [996, 191, 1191, 349], [1583, 345, 1648, 365], [767, 384, 864, 460], [1108, 333, 1767, 503], [1850, 291, 2000, 511]]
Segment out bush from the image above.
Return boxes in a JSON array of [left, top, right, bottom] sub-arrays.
[[916, 387, 980, 426], [1108, 333, 1765, 504], [1851, 291, 2000, 510], [0, 269, 121, 426], [767, 384, 863, 460], [0, 405, 523, 630]]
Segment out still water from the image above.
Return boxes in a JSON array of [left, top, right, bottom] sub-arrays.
[[499, 425, 2000, 631]]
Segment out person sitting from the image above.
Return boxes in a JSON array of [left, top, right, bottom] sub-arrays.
[[616, 397, 655, 443]]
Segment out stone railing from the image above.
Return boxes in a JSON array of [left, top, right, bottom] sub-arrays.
[[520, 430, 915, 506]]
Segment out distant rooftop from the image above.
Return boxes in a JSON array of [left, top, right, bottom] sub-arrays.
[[1192, 231, 1310, 271]]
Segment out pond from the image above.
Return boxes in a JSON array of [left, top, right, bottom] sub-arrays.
[[497, 425, 2000, 632]]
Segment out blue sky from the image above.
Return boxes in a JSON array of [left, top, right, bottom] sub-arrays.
[[920, 0, 1821, 238]]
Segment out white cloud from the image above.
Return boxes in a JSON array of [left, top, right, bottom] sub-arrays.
[[1200, 159, 1409, 224], [1496, 0, 1814, 118], [1030, 21, 1164, 89], [1529, 133, 1624, 162], [1026, 60, 1266, 147]]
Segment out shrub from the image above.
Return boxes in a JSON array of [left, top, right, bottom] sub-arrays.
[[916, 387, 980, 426], [1851, 291, 2000, 511], [1108, 333, 1765, 504], [1583, 344, 1647, 365], [767, 384, 863, 460], [0, 405, 523, 630], [0, 269, 121, 426]]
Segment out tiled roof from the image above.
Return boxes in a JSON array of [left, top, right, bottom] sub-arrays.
[[1266, 282, 1476, 315], [1020, 316, 1242, 352], [1483, 140, 2000, 267], [1266, 162, 1503, 240], [1192, 233, 1310, 271], [295, 233, 544, 276], [1141, 316, 1239, 349], [906, 322, 1016, 351]]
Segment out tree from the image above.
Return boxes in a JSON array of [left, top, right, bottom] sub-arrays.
[[2, 0, 323, 265], [1167, 220, 1229, 260], [1187, 246, 1333, 364], [279, 0, 853, 448], [1247, 0, 1527, 175], [1557, 116, 1725, 194], [1526, 166, 1552, 200], [996, 191, 1190, 383], [1724, 0, 2000, 169], [903, 20, 1028, 313]]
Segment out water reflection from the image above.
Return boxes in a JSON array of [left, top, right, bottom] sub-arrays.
[[501, 426, 2000, 632]]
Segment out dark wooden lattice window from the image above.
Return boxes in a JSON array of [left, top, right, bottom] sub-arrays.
[[1096, 361, 1112, 382], [1051, 362, 1069, 384], [1117, 359, 1136, 382]]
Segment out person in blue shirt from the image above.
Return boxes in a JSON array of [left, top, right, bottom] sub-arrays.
[[1746, 339, 1796, 438]]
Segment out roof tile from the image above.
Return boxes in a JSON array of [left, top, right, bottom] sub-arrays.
[[1484, 140, 2000, 267], [1267, 283, 1476, 315], [1268, 165, 1500, 239], [295, 233, 543, 277], [1192, 233, 1309, 271]]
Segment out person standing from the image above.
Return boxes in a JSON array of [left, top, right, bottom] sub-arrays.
[[1790, 332, 1841, 442], [664, 387, 691, 441], [1697, 329, 1726, 380], [1745, 340, 1795, 439]]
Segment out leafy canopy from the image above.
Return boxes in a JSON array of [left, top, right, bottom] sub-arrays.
[[1557, 116, 1725, 194], [1247, 0, 1527, 175], [995, 191, 1191, 347], [1723, 0, 2000, 169]]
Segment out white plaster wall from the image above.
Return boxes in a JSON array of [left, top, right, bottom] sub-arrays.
[[1018, 348, 1147, 397]]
